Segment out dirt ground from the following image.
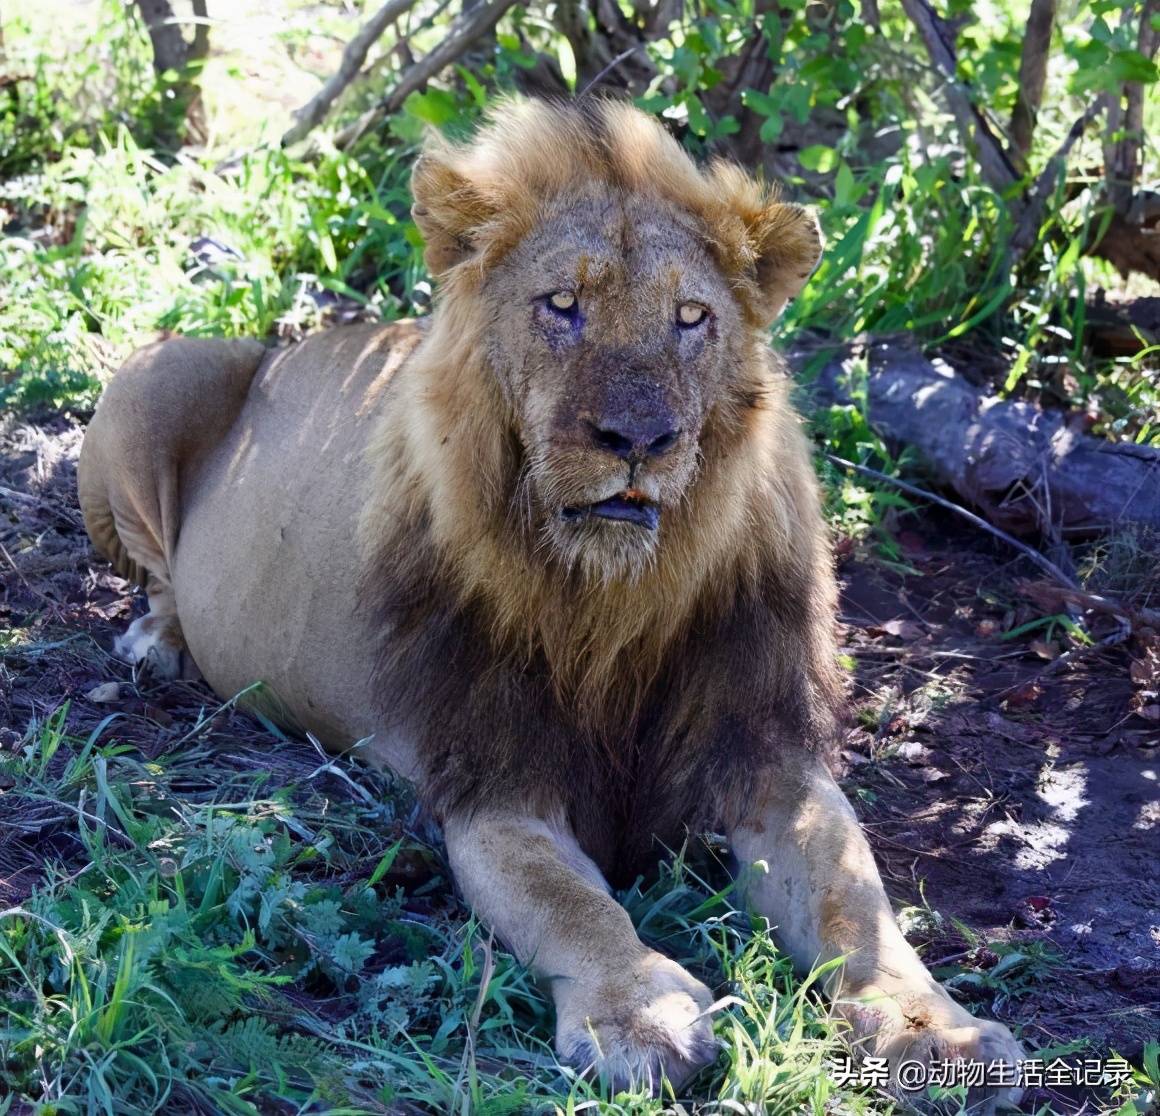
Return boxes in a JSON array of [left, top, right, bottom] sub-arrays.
[[1, 409, 1157, 1114], [838, 525, 1159, 1110]]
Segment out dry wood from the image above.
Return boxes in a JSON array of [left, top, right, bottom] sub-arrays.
[[1091, 191, 1160, 278], [282, 0, 421, 148], [803, 336, 1160, 539]]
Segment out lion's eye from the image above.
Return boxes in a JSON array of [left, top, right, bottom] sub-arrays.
[[677, 302, 708, 328], [548, 291, 577, 313]]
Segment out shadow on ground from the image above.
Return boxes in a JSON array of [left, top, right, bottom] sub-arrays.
[[838, 516, 1159, 1112]]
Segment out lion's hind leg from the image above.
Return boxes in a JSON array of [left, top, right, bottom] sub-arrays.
[[81, 428, 188, 680], [78, 337, 266, 681]]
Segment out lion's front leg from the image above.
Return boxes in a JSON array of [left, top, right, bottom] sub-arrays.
[[730, 759, 1023, 1113], [443, 809, 717, 1092]]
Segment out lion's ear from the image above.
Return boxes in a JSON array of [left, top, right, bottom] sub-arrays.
[[410, 152, 496, 277], [747, 203, 824, 326]]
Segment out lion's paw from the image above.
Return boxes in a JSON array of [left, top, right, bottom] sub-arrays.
[[555, 950, 718, 1094], [839, 982, 1024, 1113], [114, 613, 184, 680]]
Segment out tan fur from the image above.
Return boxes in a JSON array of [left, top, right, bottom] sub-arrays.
[[78, 97, 1021, 1107]]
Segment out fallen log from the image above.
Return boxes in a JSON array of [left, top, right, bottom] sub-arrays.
[[801, 336, 1160, 538]]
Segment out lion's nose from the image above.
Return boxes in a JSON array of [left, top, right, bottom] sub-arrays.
[[589, 417, 681, 461]]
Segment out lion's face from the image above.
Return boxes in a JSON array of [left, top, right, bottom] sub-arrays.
[[481, 193, 744, 581], [409, 98, 823, 584]]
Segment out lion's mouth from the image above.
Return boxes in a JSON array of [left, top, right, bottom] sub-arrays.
[[561, 490, 660, 530]]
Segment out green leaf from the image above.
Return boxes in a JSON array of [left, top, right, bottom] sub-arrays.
[[759, 115, 784, 142], [1110, 48, 1159, 83], [403, 87, 463, 128], [799, 145, 838, 173], [318, 231, 337, 274], [1090, 15, 1113, 42], [741, 88, 779, 116], [684, 92, 710, 136], [329, 931, 375, 976], [454, 65, 487, 109], [556, 39, 577, 89], [834, 160, 856, 206], [367, 840, 402, 888]]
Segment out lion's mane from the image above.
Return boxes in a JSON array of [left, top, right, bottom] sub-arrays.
[[358, 99, 841, 872]]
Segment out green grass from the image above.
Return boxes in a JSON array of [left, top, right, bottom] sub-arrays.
[[0, 125, 428, 412], [0, 694, 889, 1115]]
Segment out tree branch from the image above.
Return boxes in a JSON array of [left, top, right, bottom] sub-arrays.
[[282, 0, 420, 148], [131, 0, 210, 145], [134, 0, 189, 75], [1010, 103, 1101, 259], [1009, 0, 1055, 170], [1104, 0, 1159, 215], [826, 453, 1082, 590], [328, 0, 520, 153], [190, 0, 210, 62]]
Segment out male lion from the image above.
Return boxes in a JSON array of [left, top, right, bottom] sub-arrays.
[[79, 97, 1022, 1107]]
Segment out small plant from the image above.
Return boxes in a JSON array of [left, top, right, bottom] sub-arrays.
[[937, 937, 1063, 1008], [1111, 1040, 1160, 1116]]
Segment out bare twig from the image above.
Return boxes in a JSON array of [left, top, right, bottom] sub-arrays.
[[1016, 580, 1160, 628], [0, 484, 84, 529], [991, 621, 1133, 702], [577, 44, 646, 98], [828, 452, 1160, 650], [327, 0, 520, 153], [1009, 0, 1056, 169], [0, 540, 58, 610], [281, 0, 420, 148], [825, 453, 1081, 590]]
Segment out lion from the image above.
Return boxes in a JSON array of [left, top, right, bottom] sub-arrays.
[[78, 97, 1023, 1107]]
